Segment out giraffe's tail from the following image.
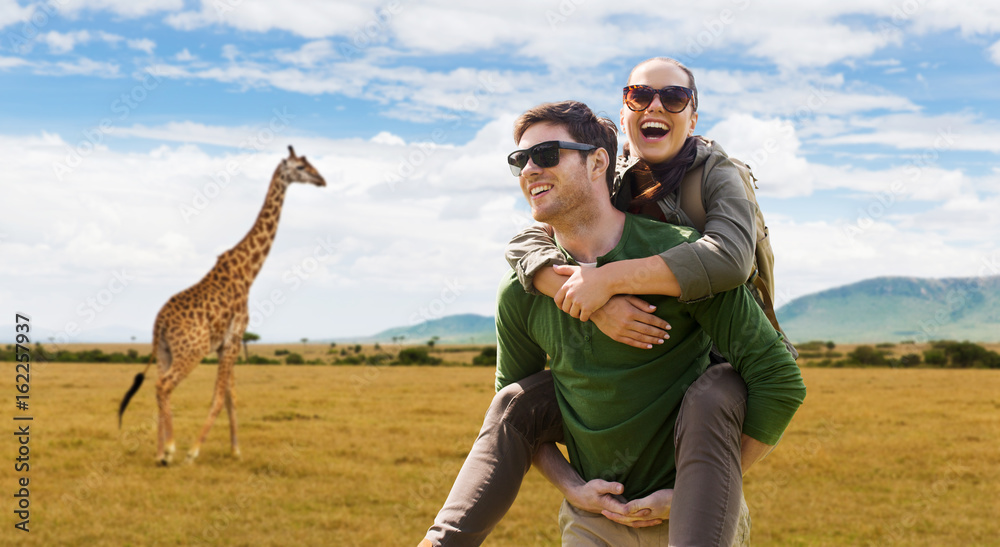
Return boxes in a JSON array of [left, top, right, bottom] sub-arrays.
[[118, 336, 156, 429]]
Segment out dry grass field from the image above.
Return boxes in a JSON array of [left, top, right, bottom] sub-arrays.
[[2, 345, 998, 545]]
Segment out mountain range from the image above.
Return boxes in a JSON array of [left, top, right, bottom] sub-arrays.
[[775, 275, 1000, 344], [357, 275, 1000, 345]]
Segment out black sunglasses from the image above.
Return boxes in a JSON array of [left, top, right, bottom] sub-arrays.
[[507, 140, 598, 176], [623, 85, 697, 113]]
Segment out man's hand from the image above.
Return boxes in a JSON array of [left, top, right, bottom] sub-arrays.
[[590, 295, 671, 349], [601, 488, 673, 528], [552, 264, 616, 322], [565, 478, 631, 516]]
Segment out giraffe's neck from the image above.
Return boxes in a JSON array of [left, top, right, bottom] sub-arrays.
[[224, 170, 288, 289]]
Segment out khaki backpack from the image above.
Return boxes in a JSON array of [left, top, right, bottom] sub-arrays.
[[678, 157, 784, 338]]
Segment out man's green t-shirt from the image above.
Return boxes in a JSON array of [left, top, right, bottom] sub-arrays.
[[495, 213, 805, 499]]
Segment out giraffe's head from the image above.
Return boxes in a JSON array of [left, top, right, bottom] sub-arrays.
[[278, 146, 326, 187]]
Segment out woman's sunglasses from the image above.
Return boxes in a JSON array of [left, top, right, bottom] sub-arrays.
[[507, 140, 598, 176], [623, 85, 697, 113]]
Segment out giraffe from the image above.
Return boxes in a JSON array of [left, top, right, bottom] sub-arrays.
[[119, 146, 326, 465]]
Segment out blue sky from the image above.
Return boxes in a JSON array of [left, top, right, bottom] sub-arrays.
[[2, 0, 999, 343]]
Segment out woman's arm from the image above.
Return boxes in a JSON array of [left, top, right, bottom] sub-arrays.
[[553, 148, 758, 320], [657, 150, 757, 302], [505, 222, 566, 296]]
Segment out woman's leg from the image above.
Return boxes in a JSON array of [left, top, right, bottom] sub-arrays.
[[424, 370, 563, 547], [668, 362, 749, 546]]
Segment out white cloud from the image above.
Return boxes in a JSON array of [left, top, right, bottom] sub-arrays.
[[41, 30, 93, 53], [165, 0, 380, 38], [0, 56, 28, 69], [39, 29, 133, 53], [175, 48, 195, 61], [0, 121, 519, 339], [127, 38, 156, 55], [47, 57, 120, 77], [815, 112, 1000, 153], [989, 39, 1000, 65], [769, 215, 994, 309], [274, 40, 337, 67], [55, 0, 183, 18], [704, 114, 813, 197], [0, 0, 33, 30]]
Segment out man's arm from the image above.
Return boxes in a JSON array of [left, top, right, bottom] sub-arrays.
[[741, 433, 773, 476], [688, 286, 806, 446], [532, 443, 632, 515], [494, 273, 548, 391]]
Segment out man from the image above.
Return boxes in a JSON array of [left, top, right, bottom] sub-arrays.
[[421, 101, 805, 546]]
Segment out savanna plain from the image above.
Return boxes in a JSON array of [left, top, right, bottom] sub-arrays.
[[2, 343, 998, 546]]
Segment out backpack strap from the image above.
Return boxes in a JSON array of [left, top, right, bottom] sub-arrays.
[[678, 164, 706, 232]]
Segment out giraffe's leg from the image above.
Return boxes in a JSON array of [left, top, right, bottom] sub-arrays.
[[155, 358, 197, 466], [155, 349, 170, 464], [226, 369, 240, 458], [187, 342, 239, 463]]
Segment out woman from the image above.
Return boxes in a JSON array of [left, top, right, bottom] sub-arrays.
[[420, 57, 790, 547]]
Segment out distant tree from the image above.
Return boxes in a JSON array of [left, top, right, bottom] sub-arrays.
[[931, 340, 1000, 368], [242, 332, 261, 361], [427, 336, 440, 348], [285, 352, 305, 365], [848, 345, 887, 366], [900, 353, 921, 367], [472, 346, 497, 367], [330, 342, 337, 348], [396, 347, 442, 365], [301, 337, 309, 344], [374, 343, 381, 351], [825, 341, 835, 350], [354, 344, 362, 354], [923, 348, 947, 366]]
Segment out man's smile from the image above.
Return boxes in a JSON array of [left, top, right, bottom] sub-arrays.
[[530, 184, 553, 197]]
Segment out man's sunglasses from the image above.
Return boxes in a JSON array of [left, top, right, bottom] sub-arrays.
[[623, 85, 697, 113], [507, 140, 598, 176]]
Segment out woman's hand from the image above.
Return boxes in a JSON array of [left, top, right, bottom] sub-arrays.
[[600, 488, 673, 528], [552, 264, 616, 322], [590, 295, 671, 349]]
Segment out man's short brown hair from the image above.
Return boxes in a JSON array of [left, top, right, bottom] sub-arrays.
[[513, 101, 618, 190]]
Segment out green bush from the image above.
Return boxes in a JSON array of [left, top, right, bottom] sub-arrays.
[[472, 346, 497, 367], [847, 345, 887, 366], [923, 348, 947, 366], [396, 347, 442, 365], [900, 353, 921, 367], [285, 353, 305, 365], [796, 340, 826, 351], [929, 340, 1000, 368]]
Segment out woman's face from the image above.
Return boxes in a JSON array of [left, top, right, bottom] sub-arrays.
[[620, 60, 699, 164]]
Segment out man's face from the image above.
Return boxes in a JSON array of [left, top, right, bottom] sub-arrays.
[[621, 60, 699, 165], [516, 122, 596, 224]]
